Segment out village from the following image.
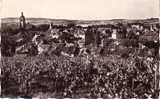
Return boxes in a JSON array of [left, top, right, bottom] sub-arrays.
[[1, 12, 159, 59], [1, 13, 160, 98]]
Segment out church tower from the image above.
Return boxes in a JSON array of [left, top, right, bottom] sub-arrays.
[[19, 12, 26, 30]]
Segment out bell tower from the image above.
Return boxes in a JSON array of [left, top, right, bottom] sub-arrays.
[[19, 12, 26, 30]]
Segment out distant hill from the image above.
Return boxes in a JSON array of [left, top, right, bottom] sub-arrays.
[[1, 17, 159, 26]]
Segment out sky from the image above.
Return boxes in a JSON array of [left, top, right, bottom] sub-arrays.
[[0, 0, 159, 20]]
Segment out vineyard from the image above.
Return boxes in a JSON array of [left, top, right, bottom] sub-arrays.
[[1, 54, 159, 98]]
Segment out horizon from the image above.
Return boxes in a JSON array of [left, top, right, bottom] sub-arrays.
[[2, 17, 159, 21], [1, 0, 159, 20]]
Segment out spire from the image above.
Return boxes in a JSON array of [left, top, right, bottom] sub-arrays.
[[21, 12, 24, 16]]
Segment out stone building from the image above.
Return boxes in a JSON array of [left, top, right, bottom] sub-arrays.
[[85, 28, 101, 47]]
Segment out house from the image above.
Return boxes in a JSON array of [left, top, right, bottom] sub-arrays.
[[85, 28, 101, 47], [111, 29, 117, 39]]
